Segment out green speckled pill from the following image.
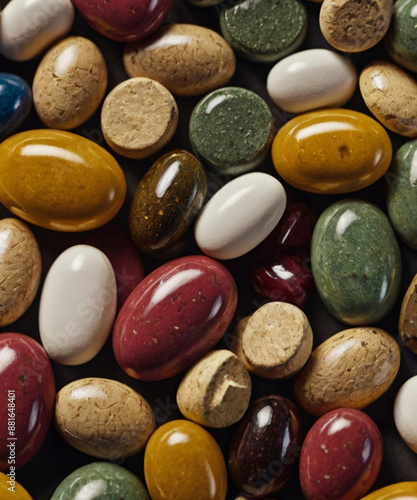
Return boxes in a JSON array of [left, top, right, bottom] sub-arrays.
[[220, 0, 308, 63], [189, 86, 274, 175]]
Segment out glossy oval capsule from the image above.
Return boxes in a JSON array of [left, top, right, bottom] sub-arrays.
[[112, 255, 238, 381], [0, 219, 42, 327], [194, 172, 286, 260], [71, 0, 172, 42], [272, 109, 392, 194], [0, 73, 31, 141], [394, 375, 417, 454], [0, 472, 32, 500], [267, 49, 357, 114], [311, 199, 402, 324], [129, 150, 207, 258], [361, 482, 417, 499], [33, 36, 108, 130], [294, 327, 400, 416], [299, 409, 383, 500], [51, 462, 150, 500], [399, 273, 417, 354], [0, 130, 127, 231], [39, 245, 117, 365], [123, 24, 236, 96], [0, 0, 75, 61], [54, 377, 155, 460], [144, 419, 227, 500], [228, 394, 303, 498], [0, 333, 55, 470]]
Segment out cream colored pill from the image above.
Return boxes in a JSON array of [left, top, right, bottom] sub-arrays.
[[55, 377, 155, 460], [194, 172, 286, 260], [231, 302, 313, 379], [39, 244, 117, 365], [101, 77, 178, 159], [177, 349, 252, 428], [33, 36, 108, 130], [267, 48, 357, 114], [0, 0, 75, 61], [394, 375, 417, 454]]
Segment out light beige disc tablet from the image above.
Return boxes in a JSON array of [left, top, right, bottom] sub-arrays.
[[101, 77, 178, 159]]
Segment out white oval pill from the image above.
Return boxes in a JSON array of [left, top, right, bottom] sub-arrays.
[[39, 244, 117, 365], [194, 172, 286, 260], [267, 48, 357, 114], [0, 0, 75, 61], [394, 375, 417, 454]]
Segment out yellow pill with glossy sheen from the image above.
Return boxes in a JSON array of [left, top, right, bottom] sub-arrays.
[[360, 481, 417, 499], [0, 472, 33, 500], [0, 130, 126, 231], [144, 419, 227, 500], [272, 109, 392, 194]]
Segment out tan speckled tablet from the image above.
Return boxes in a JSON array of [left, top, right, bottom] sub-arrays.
[[231, 302, 313, 379], [319, 0, 393, 52], [101, 77, 178, 159], [399, 273, 417, 354], [176, 349, 252, 428], [33, 36, 107, 129]]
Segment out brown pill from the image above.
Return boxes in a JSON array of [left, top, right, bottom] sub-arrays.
[[399, 273, 417, 354], [101, 77, 178, 159], [294, 327, 400, 416], [33, 36, 107, 129], [319, 0, 393, 52], [360, 60, 417, 137], [55, 377, 155, 460], [176, 349, 252, 428], [123, 23, 236, 96], [230, 302, 313, 379]]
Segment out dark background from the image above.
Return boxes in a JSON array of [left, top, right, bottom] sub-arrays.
[[1, 0, 417, 498]]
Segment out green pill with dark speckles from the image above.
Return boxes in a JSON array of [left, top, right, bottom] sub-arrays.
[[220, 0, 308, 63], [189, 86, 274, 175]]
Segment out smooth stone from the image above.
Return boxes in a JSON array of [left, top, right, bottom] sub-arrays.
[[33, 36, 108, 130], [399, 273, 417, 354], [0, 73, 31, 141], [129, 149, 207, 258], [55, 378, 155, 459], [319, 0, 393, 52], [311, 199, 402, 324], [360, 60, 417, 137], [71, 0, 172, 42], [272, 109, 392, 194], [144, 420, 227, 500], [251, 202, 315, 309], [189, 87, 275, 175], [86, 224, 145, 310], [194, 172, 286, 260], [228, 394, 303, 498], [267, 48, 357, 114], [0, 333, 55, 470], [386, 138, 417, 249], [299, 409, 383, 500], [112, 255, 237, 381], [0, 219, 42, 327], [394, 375, 417, 453], [123, 24, 236, 96], [294, 327, 401, 416], [0, 0, 75, 61], [51, 462, 150, 500], [385, 0, 417, 73], [0, 130, 126, 231], [39, 245, 117, 366], [0, 472, 32, 500], [361, 482, 417, 499], [220, 0, 307, 63]]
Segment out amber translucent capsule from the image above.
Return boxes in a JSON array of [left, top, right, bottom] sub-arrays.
[[272, 109, 392, 194], [144, 419, 227, 500], [361, 482, 417, 499], [0, 130, 126, 231]]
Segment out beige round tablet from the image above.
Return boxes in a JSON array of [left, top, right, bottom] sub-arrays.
[[101, 77, 178, 159], [399, 273, 417, 354], [176, 349, 252, 428], [319, 0, 393, 52], [231, 302, 313, 379]]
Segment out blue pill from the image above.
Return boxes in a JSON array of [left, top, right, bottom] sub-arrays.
[[0, 73, 31, 141]]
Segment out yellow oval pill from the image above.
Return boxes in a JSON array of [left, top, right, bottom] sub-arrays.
[[0, 472, 32, 500]]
